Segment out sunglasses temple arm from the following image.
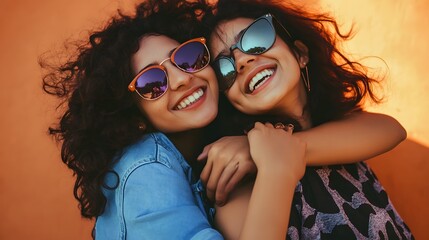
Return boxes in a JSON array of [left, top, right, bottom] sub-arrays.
[[272, 15, 294, 40]]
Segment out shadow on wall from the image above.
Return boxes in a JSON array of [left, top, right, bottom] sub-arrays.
[[367, 139, 429, 239]]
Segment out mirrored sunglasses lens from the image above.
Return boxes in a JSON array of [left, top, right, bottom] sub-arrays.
[[241, 19, 275, 54], [216, 58, 236, 90], [174, 42, 209, 72], [135, 68, 167, 99]]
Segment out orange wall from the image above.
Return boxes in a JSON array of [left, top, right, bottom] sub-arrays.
[[318, 1, 429, 237], [0, 0, 427, 239]]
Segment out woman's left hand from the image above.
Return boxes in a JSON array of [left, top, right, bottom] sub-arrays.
[[198, 135, 257, 206]]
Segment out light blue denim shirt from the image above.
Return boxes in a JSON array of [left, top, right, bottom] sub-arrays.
[[95, 132, 222, 240]]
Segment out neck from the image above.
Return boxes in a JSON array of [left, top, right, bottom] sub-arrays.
[[274, 83, 312, 130], [166, 128, 208, 173], [293, 107, 312, 130]]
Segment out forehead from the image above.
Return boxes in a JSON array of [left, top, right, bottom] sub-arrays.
[[209, 18, 255, 56], [131, 35, 179, 74]]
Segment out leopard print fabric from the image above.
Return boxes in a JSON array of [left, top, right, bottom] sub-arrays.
[[287, 162, 414, 239]]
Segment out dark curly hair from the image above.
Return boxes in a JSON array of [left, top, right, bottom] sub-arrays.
[[41, 0, 212, 219], [204, 0, 382, 129]]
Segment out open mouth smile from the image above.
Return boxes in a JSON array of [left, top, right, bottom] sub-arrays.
[[175, 88, 205, 110], [248, 68, 275, 93]]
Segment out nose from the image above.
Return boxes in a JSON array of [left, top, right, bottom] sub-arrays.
[[166, 63, 192, 91], [232, 49, 256, 73]]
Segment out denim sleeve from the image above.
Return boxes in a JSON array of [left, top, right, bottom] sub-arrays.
[[122, 161, 223, 240]]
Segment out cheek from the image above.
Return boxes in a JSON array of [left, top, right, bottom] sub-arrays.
[[285, 65, 302, 89], [206, 72, 219, 93], [199, 68, 219, 103], [137, 101, 167, 126], [225, 88, 237, 103], [225, 89, 245, 112]]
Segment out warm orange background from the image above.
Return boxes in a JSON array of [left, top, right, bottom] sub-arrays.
[[0, 0, 427, 239]]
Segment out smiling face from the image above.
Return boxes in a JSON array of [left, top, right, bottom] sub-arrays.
[[210, 17, 308, 118], [131, 35, 218, 133]]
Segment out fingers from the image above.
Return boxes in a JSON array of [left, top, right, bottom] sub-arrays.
[[274, 122, 294, 133], [200, 159, 213, 186], [205, 158, 252, 203], [253, 122, 294, 132], [253, 121, 265, 129], [216, 161, 255, 206], [213, 161, 240, 205], [286, 124, 294, 133], [198, 135, 255, 204], [204, 159, 227, 201], [201, 143, 226, 200], [197, 144, 212, 161], [198, 144, 214, 185]]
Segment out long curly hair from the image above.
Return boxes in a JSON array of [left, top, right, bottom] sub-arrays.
[[41, 0, 212, 219], [204, 0, 382, 128]]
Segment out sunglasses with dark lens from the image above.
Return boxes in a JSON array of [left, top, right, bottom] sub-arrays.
[[128, 37, 210, 100], [213, 13, 293, 91]]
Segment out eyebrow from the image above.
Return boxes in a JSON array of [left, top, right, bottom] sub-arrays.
[[214, 28, 246, 60], [167, 48, 176, 58], [138, 48, 176, 72]]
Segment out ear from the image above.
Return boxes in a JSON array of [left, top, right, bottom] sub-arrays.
[[294, 40, 309, 68], [138, 122, 147, 131]]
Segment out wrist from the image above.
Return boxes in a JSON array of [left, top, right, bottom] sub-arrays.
[[257, 165, 301, 185]]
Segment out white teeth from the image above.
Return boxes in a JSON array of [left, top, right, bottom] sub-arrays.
[[176, 88, 204, 110], [248, 69, 274, 92], [193, 92, 200, 99]]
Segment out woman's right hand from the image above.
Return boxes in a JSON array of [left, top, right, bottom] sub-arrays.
[[247, 122, 306, 182], [237, 122, 306, 240]]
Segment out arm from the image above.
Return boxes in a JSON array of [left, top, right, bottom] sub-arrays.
[[123, 162, 223, 240], [296, 111, 406, 166], [215, 123, 306, 240], [199, 111, 405, 204]]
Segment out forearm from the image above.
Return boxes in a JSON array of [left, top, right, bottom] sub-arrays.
[[295, 111, 406, 166], [239, 170, 296, 240], [214, 124, 305, 239], [214, 181, 252, 240]]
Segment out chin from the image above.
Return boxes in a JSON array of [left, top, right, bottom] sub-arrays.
[[199, 113, 217, 127]]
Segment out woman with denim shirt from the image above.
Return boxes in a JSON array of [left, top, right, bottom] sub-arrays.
[[42, 0, 408, 239]]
